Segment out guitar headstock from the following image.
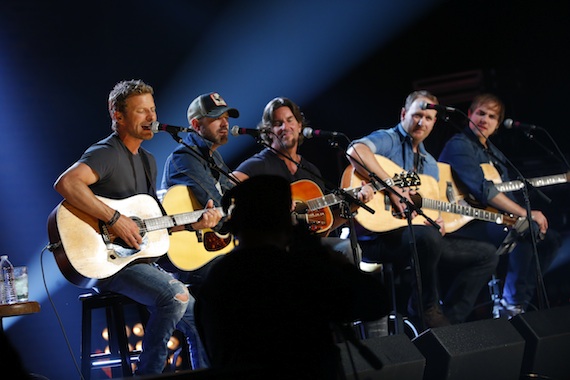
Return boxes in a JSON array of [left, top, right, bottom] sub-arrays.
[[393, 171, 421, 188]]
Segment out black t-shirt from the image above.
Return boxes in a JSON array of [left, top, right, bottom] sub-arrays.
[[79, 132, 157, 198], [235, 148, 327, 191]]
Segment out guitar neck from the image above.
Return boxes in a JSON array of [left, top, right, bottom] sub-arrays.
[[421, 198, 505, 224], [496, 173, 569, 193], [305, 187, 361, 211], [143, 207, 225, 232]]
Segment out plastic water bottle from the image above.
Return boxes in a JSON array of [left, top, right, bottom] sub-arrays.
[[0, 255, 17, 304]]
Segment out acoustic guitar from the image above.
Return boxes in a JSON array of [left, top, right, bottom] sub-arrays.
[[161, 172, 419, 262], [161, 185, 235, 272], [437, 162, 569, 232], [47, 193, 225, 287], [341, 155, 521, 233], [291, 171, 420, 234]]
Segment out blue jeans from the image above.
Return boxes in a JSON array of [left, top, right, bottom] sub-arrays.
[[450, 221, 561, 308], [97, 262, 206, 374]]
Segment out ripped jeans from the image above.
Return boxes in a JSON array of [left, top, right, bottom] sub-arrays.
[[97, 262, 204, 375]]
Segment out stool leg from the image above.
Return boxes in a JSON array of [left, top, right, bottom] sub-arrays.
[[81, 300, 92, 380], [111, 301, 134, 377], [384, 263, 404, 335]]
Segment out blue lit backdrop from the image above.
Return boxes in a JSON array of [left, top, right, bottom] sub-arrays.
[[1, 1, 569, 379]]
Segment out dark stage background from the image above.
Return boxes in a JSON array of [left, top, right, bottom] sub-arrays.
[[1, 1, 569, 379]]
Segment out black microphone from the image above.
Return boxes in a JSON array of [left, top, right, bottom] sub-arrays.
[[302, 127, 342, 139], [150, 121, 193, 133], [503, 118, 537, 130], [419, 101, 456, 113], [230, 125, 269, 138]]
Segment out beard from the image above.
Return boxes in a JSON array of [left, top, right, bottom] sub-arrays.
[[274, 133, 298, 150]]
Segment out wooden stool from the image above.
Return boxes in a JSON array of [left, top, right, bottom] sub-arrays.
[[0, 301, 41, 332], [79, 292, 148, 379]]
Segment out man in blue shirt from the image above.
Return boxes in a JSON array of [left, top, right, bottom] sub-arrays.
[[161, 92, 239, 206], [346, 90, 498, 328], [439, 93, 561, 317], [159, 92, 239, 367]]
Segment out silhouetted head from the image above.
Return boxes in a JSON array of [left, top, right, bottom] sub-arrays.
[[222, 175, 293, 237]]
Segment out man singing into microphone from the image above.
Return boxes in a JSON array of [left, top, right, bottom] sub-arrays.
[[439, 93, 561, 317], [231, 96, 374, 264], [53, 80, 222, 375]]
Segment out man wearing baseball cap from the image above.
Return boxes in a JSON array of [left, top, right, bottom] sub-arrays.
[[162, 92, 239, 207], [186, 92, 239, 121], [158, 92, 239, 369]]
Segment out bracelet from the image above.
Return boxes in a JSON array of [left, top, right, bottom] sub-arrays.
[[107, 210, 121, 226]]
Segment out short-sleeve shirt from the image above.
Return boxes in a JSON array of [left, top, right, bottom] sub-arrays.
[[351, 123, 440, 181], [79, 132, 157, 198], [234, 148, 327, 191]]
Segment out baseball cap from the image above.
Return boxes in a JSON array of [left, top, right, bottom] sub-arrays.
[[187, 92, 239, 123]]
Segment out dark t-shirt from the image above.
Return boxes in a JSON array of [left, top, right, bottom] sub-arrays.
[[235, 148, 327, 191], [79, 132, 157, 198]]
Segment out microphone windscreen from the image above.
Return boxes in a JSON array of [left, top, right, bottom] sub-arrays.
[[302, 127, 313, 139], [230, 125, 240, 136], [503, 119, 513, 129]]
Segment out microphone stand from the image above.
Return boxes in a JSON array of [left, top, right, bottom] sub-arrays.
[[252, 133, 385, 374], [257, 135, 374, 217], [521, 128, 570, 171], [345, 149, 442, 333], [162, 130, 241, 245], [307, 136, 391, 377], [483, 145, 549, 310], [319, 133, 375, 269], [166, 130, 241, 186]]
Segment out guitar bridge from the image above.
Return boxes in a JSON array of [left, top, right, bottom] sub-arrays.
[[195, 230, 203, 243]]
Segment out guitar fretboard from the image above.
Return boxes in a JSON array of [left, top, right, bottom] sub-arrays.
[[496, 174, 569, 193], [306, 188, 360, 211], [421, 198, 504, 224], [142, 207, 225, 232]]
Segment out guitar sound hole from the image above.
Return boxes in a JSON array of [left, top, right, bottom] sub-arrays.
[[294, 202, 309, 214], [109, 217, 147, 257]]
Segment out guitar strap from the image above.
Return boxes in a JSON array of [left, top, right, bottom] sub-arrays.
[[140, 149, 169, 218]]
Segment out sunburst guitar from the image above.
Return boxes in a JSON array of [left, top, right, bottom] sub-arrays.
[[161, 185, 235, 271], [291, 171, 421, 234]]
